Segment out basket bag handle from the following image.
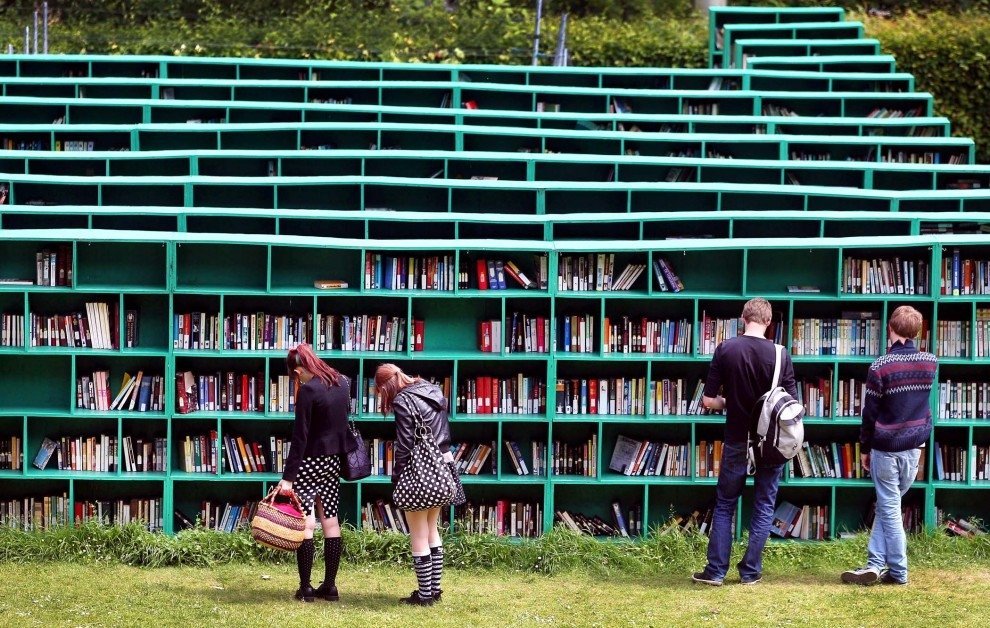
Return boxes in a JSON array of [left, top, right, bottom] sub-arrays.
[[263, 485, 304, 515]]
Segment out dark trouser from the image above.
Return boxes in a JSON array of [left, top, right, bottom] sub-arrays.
[[703, 440, 784, 581]]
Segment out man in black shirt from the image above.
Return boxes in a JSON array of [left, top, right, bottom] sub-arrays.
[[692, 298, 797, 586]]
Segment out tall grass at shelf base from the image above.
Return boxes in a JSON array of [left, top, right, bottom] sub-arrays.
[[1, 521, 987, 575]]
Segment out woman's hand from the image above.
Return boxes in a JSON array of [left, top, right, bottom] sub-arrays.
[[277, 479, 293, 494]]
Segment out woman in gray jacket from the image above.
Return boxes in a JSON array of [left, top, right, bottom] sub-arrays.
[[375, 363, 452, 606]]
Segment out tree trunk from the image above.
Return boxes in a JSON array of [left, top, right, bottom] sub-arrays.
[[694, 0, 728, 10]]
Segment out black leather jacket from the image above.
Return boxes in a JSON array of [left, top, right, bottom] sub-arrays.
[[391, 381, 451, 483]]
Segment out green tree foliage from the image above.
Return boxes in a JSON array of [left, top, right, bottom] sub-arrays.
[[862, 11, 990, 161]]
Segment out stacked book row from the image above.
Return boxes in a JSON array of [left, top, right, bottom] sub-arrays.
[[451, 441, 496, 475], [0, 494, 70, 530], [797, 376, 832, 417], [942, 251, 990, 295], [365, 253, 457, 291], [30, 303, 130, 349], [222, 313, 312, 351], [603, 316, 692, 354], [0, 313, 24, 346], [175, 371, 265, 414], [934, 443, 990, 482], [35, 246, 73, 286], [770, 502, 829, 540], [555, 377, 648, 416], [456, 375, 547, 415], [0, 435, 22, 470], [699, 313, 743, 355], [937, 381, 990, 420], [936, 320, 970, 358], [179, 432, 218, 474], [557, 254, 648, 292], [74, 498, 163, 532], [77, 371, 164, 413], [555, 502, 643, 538], [122, 436, 167, 473], [789, 442, 872, 480], [505, 313, 550, 353], [32, 435, 118, 472], [554, 378, 717, 416], [362, 376, 452, 415], [551, 435, 598, 476], [222, 435, 270, 474], [317, 314, 416, 352], [191, 501, 258, 532], [362, 499, 408, 533], [791, 315, 883, 356], [463, 258, 538, 290], [558, 314, 595, 353], [608, 435, 692, 477], [455, 501, 543, 538], [503, 440, 547, 476], [269, 374, 299, 414], [978, 310, 990, 358], [840, 256, 930, 295]]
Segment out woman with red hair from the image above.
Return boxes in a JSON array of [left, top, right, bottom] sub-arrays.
[[375, 363, 452, 606], [277, 343, 355, 603]]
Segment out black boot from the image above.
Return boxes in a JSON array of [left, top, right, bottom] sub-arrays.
[[400, 590, 435, 606], [294, 584, 316, 603]]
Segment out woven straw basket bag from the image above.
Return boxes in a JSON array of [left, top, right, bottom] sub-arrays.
[[251, 487, 307, 551]]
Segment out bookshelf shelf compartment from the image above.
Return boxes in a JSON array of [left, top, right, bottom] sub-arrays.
[[4, 31, 990, 536], [177, 244, 267, 292]]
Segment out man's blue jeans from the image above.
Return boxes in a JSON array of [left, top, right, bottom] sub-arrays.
[[866, 448, 920, 583], [703, 441, 784, 581]]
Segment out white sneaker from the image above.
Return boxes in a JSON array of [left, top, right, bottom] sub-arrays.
[[840, 566, 880, 585]]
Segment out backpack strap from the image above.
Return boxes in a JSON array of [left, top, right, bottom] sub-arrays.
[[770, 343, 783, 390]]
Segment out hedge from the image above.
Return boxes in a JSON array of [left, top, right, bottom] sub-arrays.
[[861, 11, 990, 162], [0, 4, 988, 159]]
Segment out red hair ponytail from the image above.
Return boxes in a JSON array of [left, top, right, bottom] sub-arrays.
[[286, 343, 340, 387]]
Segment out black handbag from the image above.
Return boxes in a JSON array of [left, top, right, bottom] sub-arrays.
[[341, 421, 371, 481], [392, 410, 457, 511], [448, 461, 467, 506]]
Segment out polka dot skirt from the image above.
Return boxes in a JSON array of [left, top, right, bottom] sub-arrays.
[[293, 455, 341, 518]]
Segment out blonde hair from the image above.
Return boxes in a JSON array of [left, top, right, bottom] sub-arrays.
[[889, 305, 924, 339], [374, 363, 422, 414], [741, 298, 772, 325]]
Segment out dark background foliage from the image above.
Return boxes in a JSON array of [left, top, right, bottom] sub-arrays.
[[0, 1, 988, 158]]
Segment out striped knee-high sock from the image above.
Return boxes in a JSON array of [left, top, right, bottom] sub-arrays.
[[412, 552, 433, 599], [430, 545, 444, 597]]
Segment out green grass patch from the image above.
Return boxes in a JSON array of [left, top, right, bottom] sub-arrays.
[[2, 522, 989, 575], [0, 561, 988, 627]]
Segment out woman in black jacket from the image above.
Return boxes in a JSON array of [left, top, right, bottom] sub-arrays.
[[375, 363, 452, 606], [277, 343, 355, 603]]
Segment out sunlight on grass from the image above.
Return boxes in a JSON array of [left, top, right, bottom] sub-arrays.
[[0, 562, 988, 627]]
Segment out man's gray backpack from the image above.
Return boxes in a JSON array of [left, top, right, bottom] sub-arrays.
[[750, 344, 805, 466]]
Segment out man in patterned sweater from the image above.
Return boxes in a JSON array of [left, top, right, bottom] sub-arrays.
[[842, 305, 937, 586]]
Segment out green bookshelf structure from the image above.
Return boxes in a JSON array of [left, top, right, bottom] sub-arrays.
[[2, 7, 989, 539]]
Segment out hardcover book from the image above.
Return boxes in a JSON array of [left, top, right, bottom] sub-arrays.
[[33, 437, 59, 470]]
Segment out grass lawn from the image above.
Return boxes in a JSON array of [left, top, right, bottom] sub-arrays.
[[1, 562, 988, 627]]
